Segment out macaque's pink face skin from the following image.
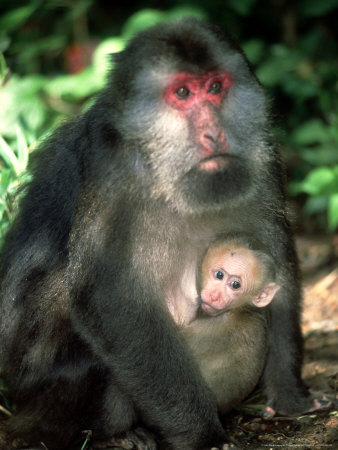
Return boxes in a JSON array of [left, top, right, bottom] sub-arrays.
[[163, 70, 233, 172], [201, 246, 263, 315]]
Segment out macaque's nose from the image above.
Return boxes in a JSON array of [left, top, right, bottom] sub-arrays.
[[201, 129, 226, 153], [209, 290, 225, 310]]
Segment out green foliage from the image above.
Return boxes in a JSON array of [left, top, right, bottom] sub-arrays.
[[0, 2, 40, 33], [121, 6, 206, 38], [0, 74, 50, 141], [290, 166, 338, 231], [286, 113, 338, 231], [0, 130, 30, 249], [226, 0, 257, 16], [290, 119, 338, 167], [300, 0, 338, 16], [243, 15, 338, 231]]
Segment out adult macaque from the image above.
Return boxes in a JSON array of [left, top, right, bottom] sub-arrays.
[[182, 234, 280, 412], [0, 17, 320, 450]]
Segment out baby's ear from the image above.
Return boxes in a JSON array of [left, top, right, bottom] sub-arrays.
[[252, 282, 280, 308]]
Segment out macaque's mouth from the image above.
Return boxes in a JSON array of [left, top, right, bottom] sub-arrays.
[[198, 154, 230, 172], [200, 301, 225, 316]]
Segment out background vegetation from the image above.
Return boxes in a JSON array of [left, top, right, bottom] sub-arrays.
[[0, 0, 338, 249]]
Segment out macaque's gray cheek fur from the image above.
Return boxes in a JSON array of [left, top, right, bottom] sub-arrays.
[[120, 98, 191, 165], [223, 84, 269, 153]]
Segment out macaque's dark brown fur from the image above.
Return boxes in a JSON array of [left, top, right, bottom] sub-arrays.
[[184, 307, 269, 414], [182, 234, 280, 413], [0, 18, 315, 449]]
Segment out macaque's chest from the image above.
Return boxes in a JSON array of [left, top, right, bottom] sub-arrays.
[[133, 209, 233, 324], [165, 261, 199, 326], [163, 230, 223, 326]]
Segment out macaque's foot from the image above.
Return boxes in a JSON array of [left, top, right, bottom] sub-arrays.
[[93, 427, 157, 449], [263, 396, 333, 419]]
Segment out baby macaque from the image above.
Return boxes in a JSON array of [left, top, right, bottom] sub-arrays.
[[182, 234, 280, 413], [200, 236, 280, 316]]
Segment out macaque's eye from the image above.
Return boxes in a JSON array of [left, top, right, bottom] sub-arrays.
[[230, 280, 241, 290], [175, 87, 190, 98], [214, 270, 225, 280], [208, 81, 222, 94]]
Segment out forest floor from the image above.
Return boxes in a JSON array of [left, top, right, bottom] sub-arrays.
[[224, 234, 338, 450]]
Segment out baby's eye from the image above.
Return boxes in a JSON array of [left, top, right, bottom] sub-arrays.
[[214, 270, 224, 280], [230, 280, 241, 290]]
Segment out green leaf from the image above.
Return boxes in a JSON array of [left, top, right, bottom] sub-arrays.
[[328, 193, 338, 231], [0, 167, 12, 196], [122, 9, 165, 39], [300, 144, 338, 166], [0, 135, 20, 175], [165, 6, 207, 21], [255, 46, 302, 86], [122, 7, 207, 40], [242, 40, 265, 65], [18, 36, 67, 64], [45, 68, 100, 101], [16, 125, 29, 172], [227, 0, 256, 15], [307, 167, 338, 195], [300, 0, 338, 16], [303, 196, 328, 215], [0, 75, 47, 139], [68, 0, 93, 20], [0, 3, 40, 32], [291, 166, 338, 196], [0, 53, 7, 80], [291, 119, 329, 146]]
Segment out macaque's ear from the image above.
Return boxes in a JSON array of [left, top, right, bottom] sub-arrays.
[[252, 282, 281, 308]]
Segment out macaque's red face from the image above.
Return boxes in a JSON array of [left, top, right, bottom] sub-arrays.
[[201, 244, 279, 316], [163, 71, 233, 172]]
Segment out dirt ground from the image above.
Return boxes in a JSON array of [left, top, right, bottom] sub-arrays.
[[222, 234, 338, 449]]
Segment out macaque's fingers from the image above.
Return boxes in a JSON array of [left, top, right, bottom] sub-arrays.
[[263, 396, 334, 420], [283, 396, 334, 416], [308, 397, 334, 413]]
